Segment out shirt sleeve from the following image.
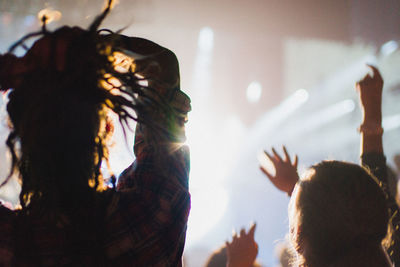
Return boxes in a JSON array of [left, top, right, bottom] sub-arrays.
[[108, 143, 190, 266], [361, 153, 400, 265], [111, 85, 190, 265]]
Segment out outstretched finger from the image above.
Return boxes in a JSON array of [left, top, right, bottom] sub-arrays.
[[232, 228, 237, 238], [293, 154, 298, 168], [240, 228, 246, 237], [272, 147, 283, 162], [264, 150, 277, 165], [260, 166, 274, 180], [282, 145, 291, 164], [248, 223, 257, 237]]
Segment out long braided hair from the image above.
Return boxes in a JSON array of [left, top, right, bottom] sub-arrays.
[[0, 0, 177, 263]]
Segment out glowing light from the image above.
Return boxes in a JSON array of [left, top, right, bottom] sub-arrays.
[[278, 88, 309, 115], [113, 51, 135, 73], [185, 115, 246, 245], [299, 99, 355, 131], [246, 81, 262, 103], [103, 0, 119, 10], [100, 74, 121, 95], [198, 27, 214, 52], [383, 113, 400, 131], [294, 88, 309, 103], [191, 27, 214, 101], [380, 40, 398, 56], [37, 8, 62, 25], [186, 186, 229, 244], [339, 99, 355, 113], [108, 120, 135, 176], [315, 99, 355, 122], [250, 88, 309, 142]]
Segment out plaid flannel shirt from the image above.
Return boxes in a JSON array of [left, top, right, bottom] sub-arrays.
[[0, 101, 191, 267], [109, 121, 191, 266]]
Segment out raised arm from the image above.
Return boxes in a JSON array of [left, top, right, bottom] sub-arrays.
[[357, 65, 384, 155], [116, 36, 191, 189], [357, 65, 400, 265], [103, 34, 180, 95], [113, 37, 191, 266]]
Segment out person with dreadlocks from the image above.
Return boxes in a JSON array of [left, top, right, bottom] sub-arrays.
[[0, 1, 191, 266]]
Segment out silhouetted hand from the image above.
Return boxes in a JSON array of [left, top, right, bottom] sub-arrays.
[[260, 146, 299, 196], [226, 223, 258, 267], [356, 65, 383, 125]]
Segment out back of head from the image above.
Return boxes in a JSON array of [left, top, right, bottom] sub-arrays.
[[0, 11, 167, 212], [3, 27, 114, 212], [289, 161, 389, 267]]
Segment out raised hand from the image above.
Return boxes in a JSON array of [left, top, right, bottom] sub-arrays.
[[226, 223, 258, 267], [260, 146, 299, 196], [356, 65, 383, 125]]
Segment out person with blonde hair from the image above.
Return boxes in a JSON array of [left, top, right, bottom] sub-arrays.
[[261, 66, 399, 266]]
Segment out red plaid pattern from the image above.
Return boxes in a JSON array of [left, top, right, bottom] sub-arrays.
[[0, 116, 190, 267]]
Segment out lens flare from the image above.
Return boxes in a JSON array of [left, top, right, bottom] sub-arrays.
[[37, 8, 62, 25], [113, 51, 135, 73], [103, 0, 119, 10]]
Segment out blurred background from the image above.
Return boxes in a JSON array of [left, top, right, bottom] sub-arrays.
[[0, 0, 400, 266]]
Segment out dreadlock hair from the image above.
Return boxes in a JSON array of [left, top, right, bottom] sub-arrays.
[[0, 0, 173, 209], [0, 0, 178, 263]]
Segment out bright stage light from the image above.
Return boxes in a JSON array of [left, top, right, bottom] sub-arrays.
[[186, 185, 229, 245], [383, 113, 400, 131], [249, 88, 309, 142], [190, 27, 214, 101], [246, 81, 262, 103], [37, 8, 62, 24], [198, 27, 214, 52], [299, 99, 355, 131], [273, 88, 309, 116], [380, 40, 398, 56], [294, 88, 309, 103], [185, 115, 246, 245]]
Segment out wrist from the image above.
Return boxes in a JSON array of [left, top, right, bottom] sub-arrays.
[[287, 180, 298, 197], [358, 123, 384, 136], [361, 119, 382, 128]]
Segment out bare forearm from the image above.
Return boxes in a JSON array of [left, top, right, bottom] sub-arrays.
[[359, 95, 382, 155], [357, 65, 384, 156], [359, 108, 383, 154]]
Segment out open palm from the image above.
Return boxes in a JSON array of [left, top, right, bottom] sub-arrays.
[[260, 146, 299, 196]]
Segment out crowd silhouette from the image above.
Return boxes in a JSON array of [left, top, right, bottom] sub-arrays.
[[0, 0, 399, 266]]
